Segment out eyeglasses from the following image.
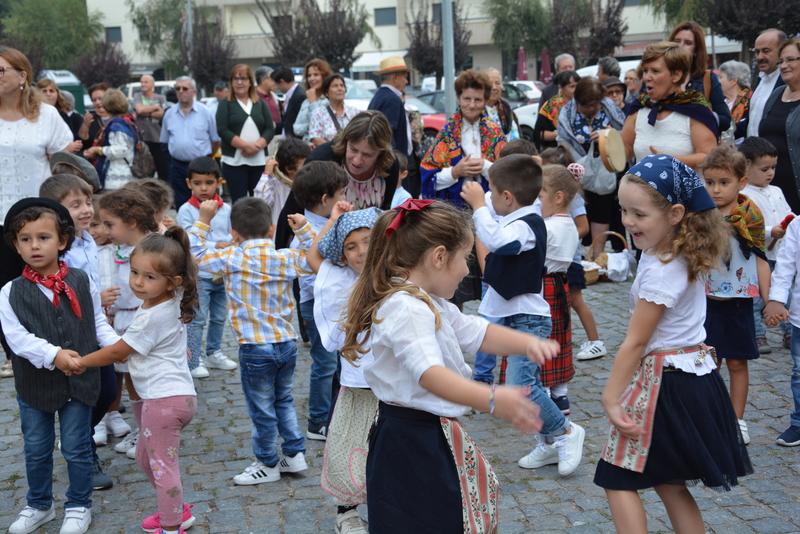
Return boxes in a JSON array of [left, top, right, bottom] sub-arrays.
[[175, 86, 193, 92], [0, 67, 19, 77], [232, 77, 250, 82], [776, 57, 800, 66], [606, 89, 624, 96]]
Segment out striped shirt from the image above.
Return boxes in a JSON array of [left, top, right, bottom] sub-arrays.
[[189, 221, 314, 344]]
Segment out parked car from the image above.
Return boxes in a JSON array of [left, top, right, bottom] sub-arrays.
[[575, 59, 642, 80], [353, 79, 378, 92], [508, 80, 542, 102], [417, 83, 532, 113], [513, 103, 539, 141], [120, 80, 178, 103]]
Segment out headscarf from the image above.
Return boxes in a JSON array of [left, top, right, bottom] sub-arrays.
[[539, 93, 566, 128], [730, 88, 752, 124], [317, 207, 382, 263], [727, 194, 766, 260], [627, 155, 716, 212], [628, 90, 719, 139]]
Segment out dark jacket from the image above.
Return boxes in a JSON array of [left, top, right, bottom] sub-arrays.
[[761, 86, 800, 191], [685, 70, 732, 133], [283, 85, 307, 138], [368, 86, 409, 156], [539, 83, 559, 107], [215, 97, 275, 159]]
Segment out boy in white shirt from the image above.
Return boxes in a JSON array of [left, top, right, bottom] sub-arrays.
[[460, 154, 584, 477]]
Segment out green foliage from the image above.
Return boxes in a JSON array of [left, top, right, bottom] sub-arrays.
[[484, 0, 551, 55], [127, 0, 186, 74], [550, 0, 593, 67], [2, 0, 103, 70], [406, 0, 471, 83], [640, 0, 707, 28]]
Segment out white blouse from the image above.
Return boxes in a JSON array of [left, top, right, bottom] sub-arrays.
[[633, 110, 694, 164], [221, 99, 268, 167], [364, 289, 489, 417]]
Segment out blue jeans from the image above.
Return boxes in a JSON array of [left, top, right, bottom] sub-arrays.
[[18, 396, 93, 510], [790, 326, 800, 427], [299, 300, 339, 426], [473, 316, 501, 383], [192, 277, 227, 356], [501, 314, 571, 442], [238, 342, 305, 466], [755, 260, 792, 338]]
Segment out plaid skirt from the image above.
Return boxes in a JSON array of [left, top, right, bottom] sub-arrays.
[[540, 273, 573, 387]]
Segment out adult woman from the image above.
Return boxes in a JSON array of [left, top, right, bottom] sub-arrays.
[[308, 73, 358, 146], [36, 78, 82, 152], [602, 76, 627, 110], [484, 67, 520, 141], [622, 42, 718, 170], [760, 37, 800, 213], [558, 78, 626, 258], [216, 64, 274, 203], [718, 61, 752, 143], [669, 21, 732, 133], [0, 46, 73, 378], [295, 58, 334, 143], [534, 70, 580, 150], [83, 89, 138, 190], [79, 82, 109, 151]]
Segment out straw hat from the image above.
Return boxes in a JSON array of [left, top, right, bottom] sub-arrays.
[[374, 56, 415, 76]]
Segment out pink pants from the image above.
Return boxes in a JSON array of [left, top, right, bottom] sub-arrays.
[[132, 396, 196, 527]]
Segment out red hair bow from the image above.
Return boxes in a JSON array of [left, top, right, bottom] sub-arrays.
[[385, 198, 436, 236]]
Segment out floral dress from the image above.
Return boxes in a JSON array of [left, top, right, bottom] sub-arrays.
[[308, 104, 358, 143]]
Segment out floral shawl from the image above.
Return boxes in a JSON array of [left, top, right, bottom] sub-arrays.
[[726, 193, 767, 262], [730, 88, 752, 124], [539, 93, 566, 128], [420, 109, 506, 209], [629, 90, 719, 138], [92, 114, 138, 187]]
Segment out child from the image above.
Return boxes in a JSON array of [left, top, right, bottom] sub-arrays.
[[189, 197, 314, 484], [461, 154, 585, 476], [499, 138, 539, 158], [539, 143, 575, 167], [339, 200, 558, 534], [390, 149, 412, 208], [72, 228, 199, 534], [740, 137, 793, 353], [307, 203, 381, 534], [291, 161, 348, 440], [254, 137, 311, 226], [122, 178, 175, 232], [702, 145, 771, 445], [177, 156, 236, 377], [1, 198, 119, 534], [595, 155, 752, 533], [100, 189, 160, 459], [538, 165, 581, 414]]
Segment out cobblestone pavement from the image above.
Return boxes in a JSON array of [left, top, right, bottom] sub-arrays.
[[1, 279, 799, 533]]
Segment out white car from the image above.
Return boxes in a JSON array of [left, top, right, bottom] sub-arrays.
[[576, 59, 642, 80], [508, 81, 542, 102], [514, 103, 539, 141]]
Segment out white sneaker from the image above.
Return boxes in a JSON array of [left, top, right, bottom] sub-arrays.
[[92, 420, 107, 447], [739, 419, 751, 445], [203, 350, 238, 370], [335, 509, 368, 534], [59, 507, 91, 534], [126, 443, 137, 459], [9, 505, 55, 534], [575, 340, 607, 361], [518, 436, 559, 469], [552, 423, 585, 476], [115, 427, 138, 454], [105, 411, 131, 438], [190, 361, 210, 378], [278, 452, 308, 473], [233, 460, 280, 485]]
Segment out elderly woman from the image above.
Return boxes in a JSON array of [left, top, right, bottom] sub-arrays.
[[308, 73, 358, 146], [534, 70, 580, 150], [760, 37, 800, 213], [670, 21, 732, 133], [622, 42, 718, 170], [79, 82, 109, 151], [718, 60, 752, 142], [83, 89, 138, 190], [36, 79, 82, 152], [295, 58, 334, 143], [558, 78, 626, 258], [484, 67, 520, 141]]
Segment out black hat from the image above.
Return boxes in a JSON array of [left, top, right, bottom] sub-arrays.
[[4, 197, 74, 236]]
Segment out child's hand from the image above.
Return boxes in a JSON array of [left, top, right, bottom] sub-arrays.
[[100, 286, 121, 308], [162, 214, 175, 228], [214, 241, 233, 249], [604, 401, 643, 439], [54, 350, 84, 376], [265, 156, 278, 175], [771, 225, 786, 239], [460, 181, 486, 209], [526, 337, 560, 365], [287, 214, 307, 231], [198, 200, 219, 224], [763, 301, 789, 327], [331, 201, 354, 220], [492, 386, 542, 435]]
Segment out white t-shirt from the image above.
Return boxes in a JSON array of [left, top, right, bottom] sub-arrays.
[[364, 290, 489, 417], [742, 185, 793, 260], [534, 193, 586, 264], [221, 99, 268, 167], [313, 260, 374, 388], [122, 295, 196, 400], [632, 252, 715, 375], [544, 215, 579, 274]]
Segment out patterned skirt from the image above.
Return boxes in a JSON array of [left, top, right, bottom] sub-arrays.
[[540, 273, 573, 387]]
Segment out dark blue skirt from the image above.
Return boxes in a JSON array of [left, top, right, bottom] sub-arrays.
[[704, 297, 759, 360], [567, 261, 587, 290]]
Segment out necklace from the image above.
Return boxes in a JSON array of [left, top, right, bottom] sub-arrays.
[[463, 120, 480, 148], [784, 87, 800, 102]]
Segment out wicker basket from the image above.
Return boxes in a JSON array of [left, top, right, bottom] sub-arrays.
[[584, 267, 600, 285], [583, 231, 630, 283]]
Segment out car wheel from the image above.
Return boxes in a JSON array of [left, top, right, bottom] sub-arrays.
[[521, 126, 534, 141]]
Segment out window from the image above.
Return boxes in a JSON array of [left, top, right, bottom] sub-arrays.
[[106, 27, 122, 43], [432, 3, 441, 24], [375, 7, 396, 26]]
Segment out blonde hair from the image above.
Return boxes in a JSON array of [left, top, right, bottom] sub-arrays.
[[542, 165, 581, 206], [0, 47, 40, 121], [35, 79, 68, 114], [340, 202, 474, 363], [102, 89, 130, 115], [621, 174, 727, 282]]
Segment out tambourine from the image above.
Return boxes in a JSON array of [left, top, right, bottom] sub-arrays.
[[598, 128, 626, 173]]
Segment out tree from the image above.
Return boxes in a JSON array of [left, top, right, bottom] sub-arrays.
[[639, 0, 707, 29], [2, 0, 103, 70], [72, 42, 132, 88], [549, 0, 593, 68], [484, 0, 551, 58], [180, 8, 237, 93], [586, 0, 628, 60], [252, 0, 314, 67], [127, 0, 185, 76], [406, 0, 472, 89], [0, 33, 44, 76]]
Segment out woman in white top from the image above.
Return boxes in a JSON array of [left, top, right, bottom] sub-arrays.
[[622, 42, 717, 169], [308, 73, 358, 146]]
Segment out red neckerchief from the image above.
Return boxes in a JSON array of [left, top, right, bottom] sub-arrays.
[[187, 194, 224, 209], [22, 261, 82, 319]]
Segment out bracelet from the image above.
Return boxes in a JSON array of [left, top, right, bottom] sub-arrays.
[[98, 147, 104, 157], [489, 383, 496, 415]]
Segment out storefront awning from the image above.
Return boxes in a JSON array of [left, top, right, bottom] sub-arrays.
[[350, 50, 409, 73]]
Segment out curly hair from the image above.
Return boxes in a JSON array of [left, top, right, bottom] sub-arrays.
[[454, 69, 491, 100], [5, 206, 75, 255], [99, 188, 159, 234], [331, 111, 395, 178], [303, 58, 334, 99]]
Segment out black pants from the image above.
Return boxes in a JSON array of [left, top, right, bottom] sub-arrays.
[[168, 158, 193, 209], [223, 163, 266, 205], [90, 365, 119, 461], [146, 141, 170, 182]]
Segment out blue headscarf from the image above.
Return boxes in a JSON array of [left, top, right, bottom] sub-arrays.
[[317, 208, 382, 263], [627, 155, 716, 212]]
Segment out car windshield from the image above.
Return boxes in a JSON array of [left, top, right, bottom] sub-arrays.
[[405, 97, 439, 114], [344, 79, 374, 99]]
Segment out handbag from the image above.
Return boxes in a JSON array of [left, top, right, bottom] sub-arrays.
[[578, 141, 617, 195]]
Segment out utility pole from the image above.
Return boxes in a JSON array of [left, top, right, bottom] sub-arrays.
[[442, 0, 456, 116], [185, 0, 193, 76]]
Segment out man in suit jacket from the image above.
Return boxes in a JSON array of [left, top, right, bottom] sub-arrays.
[[272, 66, 306, 138], [368, 56, 413, 158], [748, 28, 787, 137]]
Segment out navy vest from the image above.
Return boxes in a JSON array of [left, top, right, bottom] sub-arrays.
[[483, 213, 547, 301]]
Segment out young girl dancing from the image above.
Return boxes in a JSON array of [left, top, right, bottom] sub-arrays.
[[73, 227, 199, 534], [595, 155, 752, 534], [341, 199, 559, 534], [538, 165, 580, 413]]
